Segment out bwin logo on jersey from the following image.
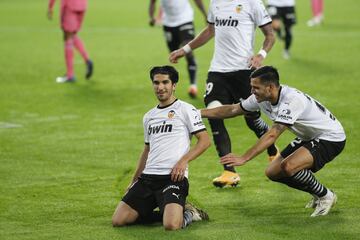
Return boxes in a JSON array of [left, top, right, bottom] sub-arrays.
[[148, 121, 173, 135], [215, 16, 239, 27]]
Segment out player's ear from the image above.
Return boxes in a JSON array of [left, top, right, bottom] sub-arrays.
[[269, 83, 276, 90]]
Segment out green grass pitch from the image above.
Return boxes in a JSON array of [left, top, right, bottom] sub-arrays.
[[1, 0, 359, 239]]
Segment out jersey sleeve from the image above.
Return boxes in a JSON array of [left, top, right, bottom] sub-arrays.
[[240, 95, 260, 112], [143, 114, 149, 144], [207, 0, 215, 24], [182, 104, 206, 134], [275, 97, 305, 125], [251, 0, 272, 27]]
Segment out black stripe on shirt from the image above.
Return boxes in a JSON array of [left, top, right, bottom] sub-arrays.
[[191, 128, 207, 135]]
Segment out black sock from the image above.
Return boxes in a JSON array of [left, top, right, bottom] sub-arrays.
[[275, 28, 283, 40], [284, 26, 293, 51], [208, 118, 235, 172], [186, 54, 197, 85]]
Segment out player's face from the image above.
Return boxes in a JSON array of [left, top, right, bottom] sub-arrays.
[[152, 74, 176, 103], [250, 78, 272, 102]]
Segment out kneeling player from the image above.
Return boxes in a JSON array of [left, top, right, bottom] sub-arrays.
[[112, 66, 211, 230]]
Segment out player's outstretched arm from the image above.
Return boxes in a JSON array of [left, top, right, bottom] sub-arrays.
[[220, 123, 286, 167], [201, 104, 244, 119], [169, 24, 214, 63], [170, 131, 211, 182]]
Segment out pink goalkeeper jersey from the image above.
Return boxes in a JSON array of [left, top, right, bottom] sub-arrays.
[[48, 0, 87, 12]]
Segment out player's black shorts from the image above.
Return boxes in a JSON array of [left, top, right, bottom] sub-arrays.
[[163, 22, 195, 51], [267, 5, 296, 26], [281, 138, 346, 172], [122, 174, 189, 218], [204, 70, 253, 106]]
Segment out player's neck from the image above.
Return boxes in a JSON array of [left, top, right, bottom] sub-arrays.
[[158, 96, 177, 108], [270, 86, 281, 105]]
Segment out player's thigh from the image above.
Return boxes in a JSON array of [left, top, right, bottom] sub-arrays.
[[272, 19, 282, 30], [204, 72, 233, 106], [121, 179, 157, 220], [61, 8, 83, 33], [112, 201, 139, 226], [231, 70, 253, 101], [277, 138, 312, 176], [156, 178, 188, 213], [178, 22, 195, 46], [75, 11, 86, 31], [266, 138, 306, 179], [304, 139, 346, 173], [283, 7, 296, 27], [160, 178, 188, 230], [281, 147, 314, 176], [163, 26, 180, 51], [267, 5, 281, 29], [163, 203, 184, 230]]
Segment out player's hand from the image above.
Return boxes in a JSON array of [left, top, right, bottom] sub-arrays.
[[220, 153, 247, 167], [249, 54, 264, 69], [47, 10, 53, 20], [171, 160, 187, 182], [169, 49, 186, 64], [149, 18, 156, 27]]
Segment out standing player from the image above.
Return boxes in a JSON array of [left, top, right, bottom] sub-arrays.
[[201, 66, 346, 217], [267, 0, 296, 59], [170, 0, 278, 188], [112, 66, 211, 230], [307, 0, 324, 27], [149, 0, 207, 98], [48, 0, 93, 83]]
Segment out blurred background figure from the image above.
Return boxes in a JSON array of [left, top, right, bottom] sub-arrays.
[[267, 0, 296, 59], [154, 7, 163, 26], [48, 0, 93, 83], [149, 0, 207, 98], [307, 0, 324, 27]]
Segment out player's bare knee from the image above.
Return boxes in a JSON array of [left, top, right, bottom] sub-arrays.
[[280, 160, 295, 177], [265, 167, 277, 181], [163, 221, 182, 231], [272, 21, 281, 31], [112, 209, 135, 227], [112, 216, 127, 227]]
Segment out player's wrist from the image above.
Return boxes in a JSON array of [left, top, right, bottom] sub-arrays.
[[258, 49, 267, 59], [182, 44, 192, 54]]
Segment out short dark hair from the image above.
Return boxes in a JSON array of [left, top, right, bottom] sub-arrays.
[[149, 65, 179, 84], [250, 66, 280, 87]]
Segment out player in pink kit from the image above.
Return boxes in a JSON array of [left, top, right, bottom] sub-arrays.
[[48, 0, 93, 83], [307, 0, 324, 27]]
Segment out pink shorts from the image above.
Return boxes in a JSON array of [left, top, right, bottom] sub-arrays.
[[61, 7, 85, 33]]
